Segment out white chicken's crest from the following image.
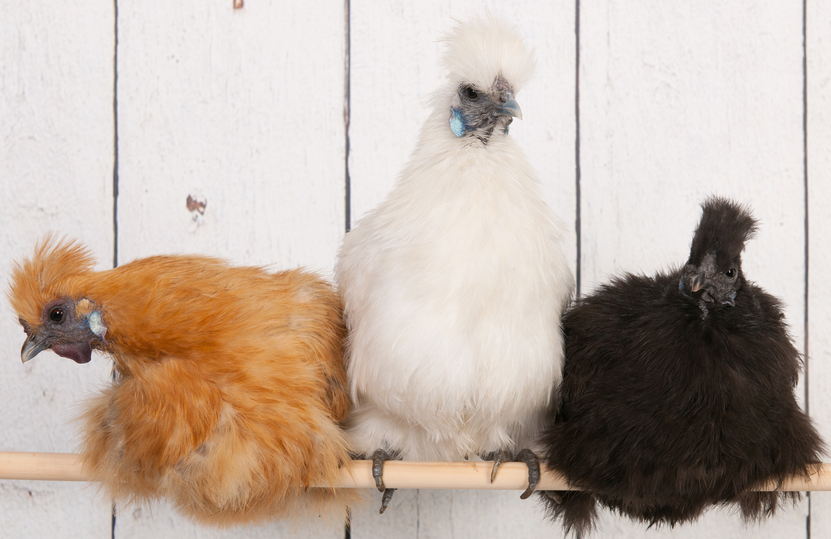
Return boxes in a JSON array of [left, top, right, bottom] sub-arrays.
[[441, 15, 535, 94]]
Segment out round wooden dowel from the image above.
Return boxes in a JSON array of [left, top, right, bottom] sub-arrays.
[[1, 452, 829, 491], [324, 460, 571, 490], [0, 452, 88, 482]]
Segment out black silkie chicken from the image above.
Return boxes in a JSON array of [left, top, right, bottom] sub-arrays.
[[538, 197, 824, 535]]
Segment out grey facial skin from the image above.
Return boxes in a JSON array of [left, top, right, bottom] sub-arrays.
[[449, 75, 522, 143], [19, 298, 97, 364]]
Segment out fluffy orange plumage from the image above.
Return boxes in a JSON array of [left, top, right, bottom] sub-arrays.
[[8, 235, 357, 526]]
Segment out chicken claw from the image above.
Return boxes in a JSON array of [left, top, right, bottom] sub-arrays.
[[371, 449, 387, 492], [487, 449, 513, 483], [484, 448, 539, 498], [516, 448, 540, 499], [379, 487, 396, 514], [372, 449, 397, 514]]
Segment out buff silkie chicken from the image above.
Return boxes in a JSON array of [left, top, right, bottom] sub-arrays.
[[538, 197, 825, 535], [8, 236, 357, 526], [335, 15, 574, 512]]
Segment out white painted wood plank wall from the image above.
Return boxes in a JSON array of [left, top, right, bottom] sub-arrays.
[[808, 0, 831, 537], [1, 1, 114, 537], [1, 1, 828, 538]]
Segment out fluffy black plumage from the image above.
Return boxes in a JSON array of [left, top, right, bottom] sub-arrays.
[[538, 197, 824, 535]]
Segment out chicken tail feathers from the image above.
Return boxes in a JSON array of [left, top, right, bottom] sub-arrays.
[[539, 490, 597, 537]]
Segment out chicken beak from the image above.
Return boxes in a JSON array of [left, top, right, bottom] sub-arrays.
[[497, 95, 522, 120], [689, 272, 707, 293], [21, 334, 49, 363]]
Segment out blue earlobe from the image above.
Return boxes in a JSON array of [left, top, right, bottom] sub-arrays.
[[87, 311, 107, 338], [450, 108, 466, 137]]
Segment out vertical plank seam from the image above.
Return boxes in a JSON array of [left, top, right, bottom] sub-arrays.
[[574, 0, 582, 298], [112, 0, 120, 271], [802, 0, 810, 536], [802, 0, 810, 421], [112, 3, 119, 535], [345, 508, 351, 539], [344, 0, 352, 234], [343, 4, 351, 538], [416, 489, 421, 539]]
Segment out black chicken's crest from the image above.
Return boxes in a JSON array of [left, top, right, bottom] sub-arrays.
[[688, 197, 757, 267]]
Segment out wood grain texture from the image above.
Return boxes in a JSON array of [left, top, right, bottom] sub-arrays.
[[577, 0, 810, 537], [808, 0, 831, 535], [347, 2, 576, 538], [0, 0, 115, 537], [115, 0, 346, 275]]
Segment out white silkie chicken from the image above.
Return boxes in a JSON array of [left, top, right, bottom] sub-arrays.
[[336, 15, 574, 513]]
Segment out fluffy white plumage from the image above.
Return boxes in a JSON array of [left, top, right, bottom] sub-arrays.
[[336, 15, 573, 465]]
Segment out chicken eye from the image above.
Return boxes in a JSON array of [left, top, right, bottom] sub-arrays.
[[464, 87, 479, 100], [725, 268, 736, 278], [49, 307, 65, 323]]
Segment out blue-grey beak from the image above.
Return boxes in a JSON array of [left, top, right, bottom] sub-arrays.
[[21, 334, 49, 363], [497, 95, 522, 120]]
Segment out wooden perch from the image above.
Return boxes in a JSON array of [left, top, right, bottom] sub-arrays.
[[1, 452, 830, 491]]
